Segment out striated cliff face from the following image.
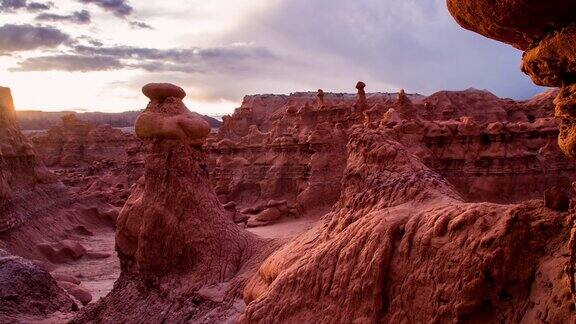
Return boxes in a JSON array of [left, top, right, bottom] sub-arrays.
[[207, 87, 575, 226], [379, 114, 573, 203], [25, 86, 575, 218]]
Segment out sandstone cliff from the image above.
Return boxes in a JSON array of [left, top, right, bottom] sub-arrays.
[[208, 86, 574, 227], [240, 123, 573, 323]]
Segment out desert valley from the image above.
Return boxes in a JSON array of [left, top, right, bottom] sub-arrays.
[[1, 0, 576, 323]]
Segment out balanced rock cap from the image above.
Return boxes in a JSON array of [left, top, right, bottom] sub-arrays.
[[142, 83, 186, 101], [136, 83, 210, 143], [356, 81, 366, 90]]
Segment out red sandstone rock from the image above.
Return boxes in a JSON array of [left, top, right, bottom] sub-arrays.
[[58, 281, 93, 306], [317, 89, 325, 108], [135, 88, 210, 145], [240, 125, 573, 323], [0, 249, 75, 321], [446, 0, 576, 50], [447, 0, 576, 305], [354, 81, 367, 110], [74, 84, 277, 323], [544, 187, 570, 212], [52, 273, 81, 285], [36, 240, 87, 264], [142, 83, 186, 101], [210, 87, 571, 214]]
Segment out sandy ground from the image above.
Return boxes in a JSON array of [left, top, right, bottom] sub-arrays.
[[24, 213, 322, 323], [247, 213, 323, 239], [52, 228, 120, 304]]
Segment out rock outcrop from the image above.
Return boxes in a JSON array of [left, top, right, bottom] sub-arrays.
[[29, 114, 137, 168], [75, 83, 275, 323], [1, 87, 120, 320], [29, 114, 142, 207], [240, 124, 573, 323], [0, 86, 56, 232], [0, 249, 76, 322], [447, 0, 576, 308]]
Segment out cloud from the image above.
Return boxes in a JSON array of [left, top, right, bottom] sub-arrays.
[[78, 0, 132, 17], [36, 10, 91, 24], [10, 54, 122, 71], [129, 21, 152, 30], [221, 0, 542, 99], [0, 24, 69, 53], [0, 0, 52, 12], [9, 42, 278, 75], [72, 43, 277, 73]]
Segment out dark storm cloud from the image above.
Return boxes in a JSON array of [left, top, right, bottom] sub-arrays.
[[78, 0, 132, 17], [129, 21, 152, 30], [0, 0, 52, 12], [36, 10, 91, 24], [0, 24, 69, 53], [10, 54, 122, 71]]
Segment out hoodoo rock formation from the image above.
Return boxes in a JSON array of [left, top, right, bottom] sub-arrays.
[[447, 0, 576, 309], [355, 81, 367, 110], [75, 83, 275, 323], [317, 89, 325, 108]]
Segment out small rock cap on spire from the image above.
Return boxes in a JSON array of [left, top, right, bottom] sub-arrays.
[[142, 83, 186, 101], [136, 83, 210, 144]]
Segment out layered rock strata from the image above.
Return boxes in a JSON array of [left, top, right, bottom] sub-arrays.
[[29, 114, 142, 207], [209, 87, 575, 225]]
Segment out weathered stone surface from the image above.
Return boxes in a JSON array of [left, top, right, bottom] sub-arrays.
[[447, 0, 576, 312], [544, 186, 570, 212], [74, 83, 277, 323], [240, 125, 573, 323], [0, 249, 75, 321], [522, 24, 576, 87], [446, 0, 576, 50], [142, 83, 186, 101]]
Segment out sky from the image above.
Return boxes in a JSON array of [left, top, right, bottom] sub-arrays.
[[0, 0, 544, 114]]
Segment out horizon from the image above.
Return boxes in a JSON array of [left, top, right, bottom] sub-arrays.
[[11, 86, 553, 115], [1, 0, 544, 114]]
